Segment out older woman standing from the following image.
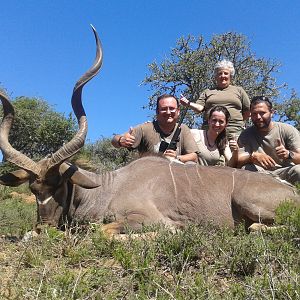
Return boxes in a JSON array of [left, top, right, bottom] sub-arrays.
[[180, 59, 250, 139]]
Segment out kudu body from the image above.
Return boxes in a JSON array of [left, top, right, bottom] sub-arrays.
[[0, 27, 299, 235]]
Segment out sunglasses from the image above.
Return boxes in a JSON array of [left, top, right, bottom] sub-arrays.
[[159, 107, 178, 113], [251, 96, 273, 107]]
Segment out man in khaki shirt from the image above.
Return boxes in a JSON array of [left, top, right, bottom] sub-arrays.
[[112, 94, 198, 163], [237, 96, 300, 185]]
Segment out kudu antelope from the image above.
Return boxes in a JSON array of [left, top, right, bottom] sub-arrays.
[[0, 27, 299, 235]]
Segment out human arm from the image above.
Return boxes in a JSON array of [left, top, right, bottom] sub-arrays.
[[236, 149, 277, 169], [180, 95, 204, 114], [275, 139, 300, 164], [111, 127, 135, 148], [236, 131, 276, 169], [224, 140, 239, 168], [167, 125, 199, 163], [240, 87, 251, 121], [177, 152, 198, 163], [287, 149, 300, 164], [163, 149, 198, 163]]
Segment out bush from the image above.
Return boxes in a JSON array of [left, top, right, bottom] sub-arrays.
[[0, 96, 77, 160], [77, 137, 138, 172], [0, 187, 35, 236]]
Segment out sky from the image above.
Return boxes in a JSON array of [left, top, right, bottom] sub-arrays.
[[0, 1, 300, 148]]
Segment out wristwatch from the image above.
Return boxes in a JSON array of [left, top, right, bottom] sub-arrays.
[[288, 151, 295, 160]]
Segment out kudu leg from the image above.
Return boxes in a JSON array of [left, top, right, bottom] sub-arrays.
[[101, 222, 127, 236]]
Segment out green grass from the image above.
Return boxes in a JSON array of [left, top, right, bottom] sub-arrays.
[[0, 188, 299, 299], [0, 186, 36, 237]]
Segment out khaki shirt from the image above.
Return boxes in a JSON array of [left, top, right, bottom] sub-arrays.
[[131, 121, 198, 156], [238, 122, 300, 169], [196, 85, 250, 139], [191, 129, 231, 166]]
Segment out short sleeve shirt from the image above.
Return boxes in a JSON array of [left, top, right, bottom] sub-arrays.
[[191, 129, 231, 166], [238, 122, 300, 168], [196, 85, 250, 138], [131, 121, 199, 156]]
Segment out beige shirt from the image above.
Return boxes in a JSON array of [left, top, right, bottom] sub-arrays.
[[196, 85, 250, 139], [238, 122, 300, 169], [191, 129, 232, 166], [131, 121, 199, 156]]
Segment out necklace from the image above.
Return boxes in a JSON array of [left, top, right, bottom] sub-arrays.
[[205, 130, 216, 148]]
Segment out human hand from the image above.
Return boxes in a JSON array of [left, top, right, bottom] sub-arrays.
[[229, 134, 238, 152], [251, 152, 276, 170], [163, 149, 177, 159], [179, 94, 190, 107], [275, 139, 289, 160], [229, 139, 239, 152], [119, 127, 135, 148]]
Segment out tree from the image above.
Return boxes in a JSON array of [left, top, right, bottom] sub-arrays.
[[80, 137, 137, 171], [0, 96, 77, 161], [275, 90, 300, 130], [142, 32, 299, 128]]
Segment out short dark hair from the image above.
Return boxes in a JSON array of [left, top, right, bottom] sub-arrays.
[[156, 94, 179, 113], [250, 96, 273, 110]]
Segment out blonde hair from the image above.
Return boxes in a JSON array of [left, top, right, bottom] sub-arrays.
[[214, 59, 235, 77]]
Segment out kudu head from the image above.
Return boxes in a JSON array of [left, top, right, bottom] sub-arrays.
[[0, 25, 103, 227]]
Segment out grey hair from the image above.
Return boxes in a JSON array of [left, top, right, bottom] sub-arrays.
[[214, 59, 235, 77]]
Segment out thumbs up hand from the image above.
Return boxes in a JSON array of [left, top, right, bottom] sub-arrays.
[[121, 127, 135, 148], [128, 126, 134, 135], [276, 139, 282, 147], [180, 95, 190, 107], [228, 134, 239, 152], [275, 138, 289, 159], [229, 140, 239, 152]]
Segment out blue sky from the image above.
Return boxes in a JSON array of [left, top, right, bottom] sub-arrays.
[[0, 1, 299, 146]]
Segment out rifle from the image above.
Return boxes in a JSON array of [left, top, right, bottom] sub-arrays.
[[159, 98, 189, 152]]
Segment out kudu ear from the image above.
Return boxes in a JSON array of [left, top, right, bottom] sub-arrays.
[[0, 169, 30, 186], [59, 163, 100, 189]]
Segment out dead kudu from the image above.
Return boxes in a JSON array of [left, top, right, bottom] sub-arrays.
[[0, 27, 299, 236]]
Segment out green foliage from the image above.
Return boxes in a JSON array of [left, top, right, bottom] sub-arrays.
[[275, 90, 300, 130], [0, 186, 35, 236], [0, 96, 77, 160], [91, 226, 119, 257], [142, 32, 299, 127], [275, 201, 300, 233], [0, 161, 18, 175], [80, 137, 137, 171], [155, 225, 203, 275]]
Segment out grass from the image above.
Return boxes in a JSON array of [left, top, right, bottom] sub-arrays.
[[0, 187, 299, 299], [0, 185, 36, 237]]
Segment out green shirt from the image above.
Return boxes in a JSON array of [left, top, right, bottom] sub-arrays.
[[196, 85, 250, 139]]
